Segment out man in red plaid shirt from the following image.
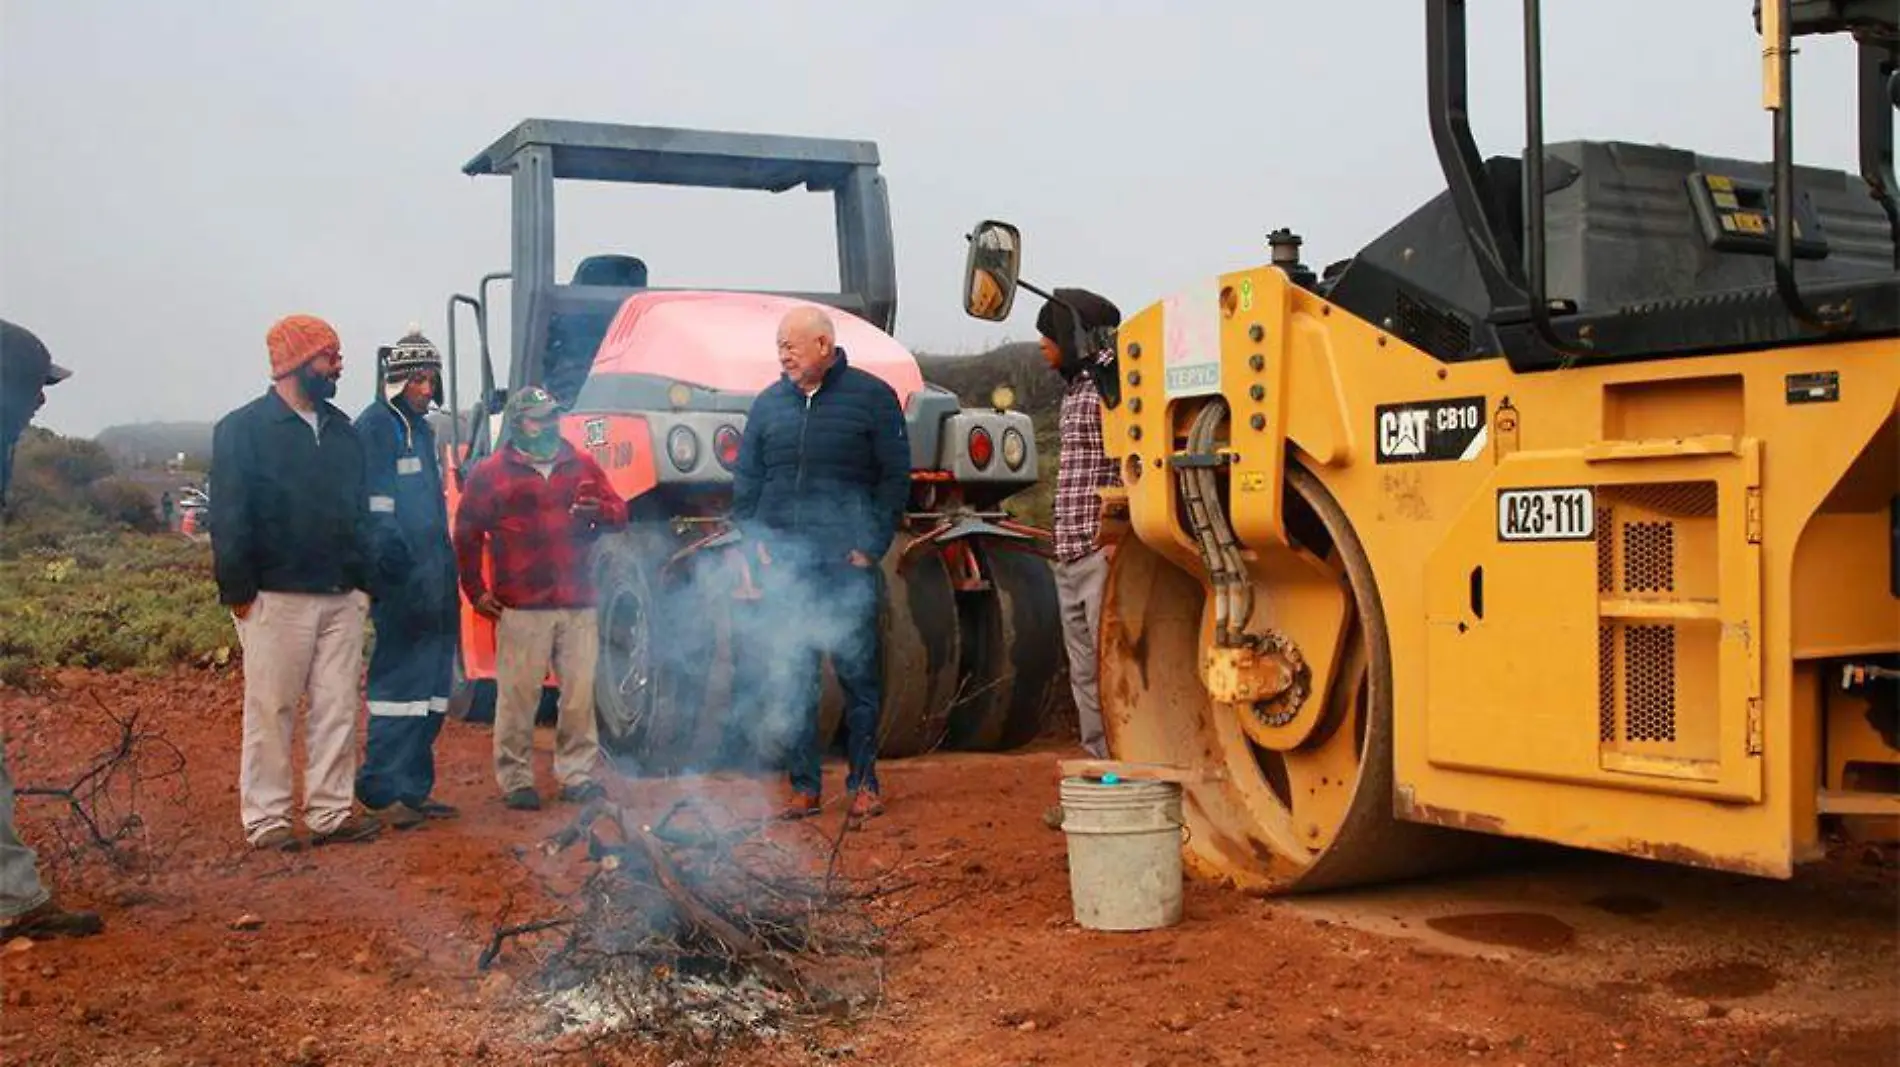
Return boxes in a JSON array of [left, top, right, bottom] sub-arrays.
[[1037, 289, 1123, 760], [453, 387, 628, 810]]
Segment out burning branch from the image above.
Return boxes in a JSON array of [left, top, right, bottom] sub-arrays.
[[621, 814, 799, 992], [480, 791, 955, 1055]]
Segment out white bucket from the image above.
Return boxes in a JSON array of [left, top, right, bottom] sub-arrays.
[[1058, 776, 1185, 932]]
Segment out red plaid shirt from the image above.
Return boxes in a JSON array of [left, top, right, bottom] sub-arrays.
[[453, 442, 628, 609], [1054, 363, 1122, 563]]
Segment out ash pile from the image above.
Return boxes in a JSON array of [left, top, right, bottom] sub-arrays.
[[482, 794, 925, 1058]]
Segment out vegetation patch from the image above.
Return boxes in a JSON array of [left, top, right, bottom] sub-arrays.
[[0, 533, 233, 689]]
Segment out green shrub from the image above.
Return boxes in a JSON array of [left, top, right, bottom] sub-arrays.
[[85, 477, 161, 533], [2, 427, 170, 551], [0, 533, 234, 688]]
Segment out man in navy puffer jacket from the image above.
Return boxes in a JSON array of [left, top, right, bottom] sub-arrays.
[[731, 305, 910, 822]]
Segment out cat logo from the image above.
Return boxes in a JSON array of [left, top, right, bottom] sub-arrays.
[[1378, 408, 1430, 459], [1373, 395, 1489, 464]]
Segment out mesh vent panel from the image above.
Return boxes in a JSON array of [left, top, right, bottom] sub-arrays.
[[1622, 521, 1675, 593], [1624, 625, 1677, 742]]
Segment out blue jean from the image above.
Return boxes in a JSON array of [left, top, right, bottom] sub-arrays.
[[729, 554, 882, 797], [789, 563, 881, 797]]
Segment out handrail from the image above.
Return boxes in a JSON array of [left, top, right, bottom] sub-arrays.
[[1522, 0, 1597, 365], [444, 293, 482, 481], [1765, 0, 1853, 329]]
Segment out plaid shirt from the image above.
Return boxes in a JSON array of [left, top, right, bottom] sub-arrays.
[[1054, 362, 1122, 563], [453, 442, 628, 610]]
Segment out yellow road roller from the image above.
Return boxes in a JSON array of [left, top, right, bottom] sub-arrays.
[[963, 0, 1899, 892]]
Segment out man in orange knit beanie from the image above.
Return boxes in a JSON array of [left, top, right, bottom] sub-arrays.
[[210, 314, 383, 850]]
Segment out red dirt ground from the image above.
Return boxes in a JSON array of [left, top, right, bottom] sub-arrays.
[[2, 669, 1895, 1067]]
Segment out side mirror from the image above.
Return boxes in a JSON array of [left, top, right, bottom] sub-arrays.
[[962, 220, 1023, 322]]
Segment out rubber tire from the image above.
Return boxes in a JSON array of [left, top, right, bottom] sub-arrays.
[[944, 540, 1067, 752], [869, 539, 963, 758], [589, 523, 725, 773]]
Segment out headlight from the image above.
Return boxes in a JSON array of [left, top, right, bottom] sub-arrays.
[[1001, 427, 1027, 471], [991, 384, 1016, 411], [666, 425, 700, 471]]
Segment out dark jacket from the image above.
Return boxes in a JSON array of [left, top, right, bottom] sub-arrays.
[[355, 396, 455, 619], [209, 389, 372, 606], [731, 348, 911, 565]]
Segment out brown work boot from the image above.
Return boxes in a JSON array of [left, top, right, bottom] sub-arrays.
[[847, 788, 885, 822], [311, 813, 382, 846], [378, 803, 426, 831], [779, 791, 821, 820], [413, 798, 460, 820], [250, 826, 303, 852], [0, 899, 103, 940]]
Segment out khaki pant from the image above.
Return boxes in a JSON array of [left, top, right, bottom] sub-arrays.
[[1055, 547, 1111, 759], [494, 607, 601, 795], [234, 590, 369, 842]]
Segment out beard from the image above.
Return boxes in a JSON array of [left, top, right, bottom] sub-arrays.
[[297, 363, 338, 403]]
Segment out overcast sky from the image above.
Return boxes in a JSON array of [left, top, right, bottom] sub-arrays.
[[1, 1, 1874, 436]]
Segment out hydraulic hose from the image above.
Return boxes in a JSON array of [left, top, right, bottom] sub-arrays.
[[1177, 400, 1254, 645]]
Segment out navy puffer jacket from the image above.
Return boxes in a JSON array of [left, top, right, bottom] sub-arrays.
[[731, 349, 911, 565]]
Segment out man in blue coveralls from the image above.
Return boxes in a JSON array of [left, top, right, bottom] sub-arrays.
[[354, 326, 460, 829]]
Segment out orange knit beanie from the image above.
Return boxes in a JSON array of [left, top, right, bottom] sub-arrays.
[[266, 314, 339, 380]]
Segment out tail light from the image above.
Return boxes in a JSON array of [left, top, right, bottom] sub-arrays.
[[666, 425, 700, 471], [714, 424, 742, 470], [968, 426, 994, 469], [1002, 427, 1028, 470]]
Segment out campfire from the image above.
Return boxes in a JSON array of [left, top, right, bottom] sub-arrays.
[[480, 792, 939, 1058]]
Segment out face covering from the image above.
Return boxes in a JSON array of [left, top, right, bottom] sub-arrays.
[[296, 362, 338, 403], [514, 421, 560, 462]]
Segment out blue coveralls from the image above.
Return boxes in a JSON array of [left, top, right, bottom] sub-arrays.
[[354, 395, 458, 810]]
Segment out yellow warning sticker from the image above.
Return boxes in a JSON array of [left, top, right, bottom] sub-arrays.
[[1239, 278, 1255, 313], [1238, 471, 1268, 492]]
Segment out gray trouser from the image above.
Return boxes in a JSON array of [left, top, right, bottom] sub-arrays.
[[1055, 547, 1112, 759], [0, 741, 50, 921]]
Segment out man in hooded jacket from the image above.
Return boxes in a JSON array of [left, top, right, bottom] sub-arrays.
[[1036, 289, 1124, 760], [354, 327, 460, 828]]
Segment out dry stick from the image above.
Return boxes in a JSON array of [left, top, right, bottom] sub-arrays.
[[17, 689, 187, 865], [478, 918, 572, 971], [821, 796, 855, 897], [612, 807, 800, 993]]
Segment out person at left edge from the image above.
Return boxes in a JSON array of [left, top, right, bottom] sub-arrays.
[[0, 318, 103, 940], [353, 326, 460, 829]]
